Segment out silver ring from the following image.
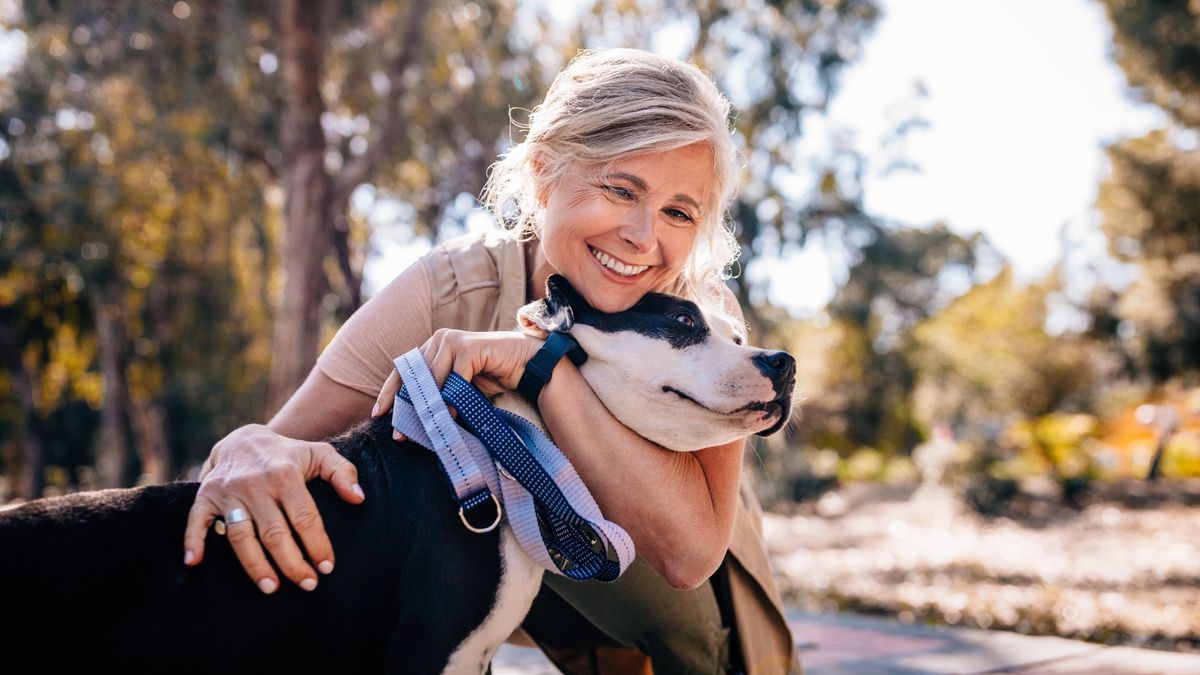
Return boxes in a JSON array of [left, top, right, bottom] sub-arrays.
[[226, 507, 252, 525]]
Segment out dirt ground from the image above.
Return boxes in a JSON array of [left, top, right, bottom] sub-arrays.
[[763, 479, 1200, 652]]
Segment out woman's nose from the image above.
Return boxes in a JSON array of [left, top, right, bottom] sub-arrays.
[[618, 207, 656, 253]]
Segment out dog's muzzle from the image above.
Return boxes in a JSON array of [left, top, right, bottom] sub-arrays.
[[752, 350, 796, 437]]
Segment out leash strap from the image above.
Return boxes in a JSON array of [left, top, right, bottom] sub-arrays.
[[392, 351, 501, 532], [391, 348, 634, 581]]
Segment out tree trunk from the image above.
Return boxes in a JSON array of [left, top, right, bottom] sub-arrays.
[[267, 0, 432, 416], [0, 322, 45, 499], [127, 396, 171, 483], [267, 0, 335, 417], [92, 284, 136, 488]]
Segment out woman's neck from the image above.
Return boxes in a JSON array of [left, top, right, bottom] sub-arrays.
[[524, 236, 555, 303]]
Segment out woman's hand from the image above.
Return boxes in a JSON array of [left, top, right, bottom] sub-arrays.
[[371, 329, 543, 425], [182, 423, 365, 594]]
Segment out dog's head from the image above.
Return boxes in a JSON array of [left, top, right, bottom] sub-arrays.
[[518, 275, 796, 452]]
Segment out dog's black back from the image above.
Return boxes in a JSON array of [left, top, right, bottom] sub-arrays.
[[0, 416, 502, 674]]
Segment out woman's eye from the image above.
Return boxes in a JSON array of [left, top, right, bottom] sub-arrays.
[[665, 208, 694, 223], [674, 313, 695, 328], [603, 185, 636, 200]]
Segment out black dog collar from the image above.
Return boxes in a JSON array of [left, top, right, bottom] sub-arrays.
[[518, 332, 588, 406]]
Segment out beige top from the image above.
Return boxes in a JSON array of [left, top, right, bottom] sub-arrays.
[[316, 229, 800, 674], [316, 230, 531, 397]]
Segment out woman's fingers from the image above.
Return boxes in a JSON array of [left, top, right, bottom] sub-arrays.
[[277, 478, 336, 578], [418, 329, 539, 393], [198, 455, 215, 481], [221, 500, 286, 594], [423, 331, 466, 388], [473, 374, 507, 398], [372, 370, 402, 418], [248, 482, 325, 589], [243, 482, 321, 588], [182, 490, 220, 566], [254, 443, 358, 585], [310, 441, 365, 504], [374, 370, 409, 442]]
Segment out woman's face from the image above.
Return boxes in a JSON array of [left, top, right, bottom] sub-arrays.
[[538, 142, 716, 314]]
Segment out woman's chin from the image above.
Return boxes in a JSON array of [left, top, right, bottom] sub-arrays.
[[585, 293, 639, 314], [577, 277, 643, 312], [583, 275, 678, 313]]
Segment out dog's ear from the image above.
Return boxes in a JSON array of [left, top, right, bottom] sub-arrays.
[[545, 274, 590, 315], [516, 274, 589, 337]]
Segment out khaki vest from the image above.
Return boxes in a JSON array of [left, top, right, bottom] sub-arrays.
[[421, 230, 800, 675]]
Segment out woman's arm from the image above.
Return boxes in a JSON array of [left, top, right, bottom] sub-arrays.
[[268, 368, 376, 440]]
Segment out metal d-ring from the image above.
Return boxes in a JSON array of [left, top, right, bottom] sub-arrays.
[[459, 492, 503, 533]]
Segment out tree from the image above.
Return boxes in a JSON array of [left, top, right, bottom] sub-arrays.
[[1096, 130, 1200, 381], [1100, 0, 1200, 129], [909, 266, 1097, 434], [1, 1, 278, 489], [268, 0, 431, 413], [1097, 0, 1200, 383], [771, 224, 995, 457]]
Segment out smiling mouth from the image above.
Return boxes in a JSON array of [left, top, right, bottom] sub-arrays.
[[589, 245, 650, 278]]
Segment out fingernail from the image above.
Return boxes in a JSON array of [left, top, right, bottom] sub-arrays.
[[352, 483, 365, 501], [184, 550, 195, 565], [300, 578, 317, 592], [318, 560, 334, 575], [392, 429, 401, 441], [371, 401, 380, 417], [258, 578, 278, 594]]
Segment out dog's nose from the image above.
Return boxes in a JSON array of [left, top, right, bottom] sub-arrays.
[[753, 350, 796, 390]]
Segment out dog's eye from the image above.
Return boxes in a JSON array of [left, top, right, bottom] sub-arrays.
[[673, 313, 695, 328], [734, 335, 744, 346]]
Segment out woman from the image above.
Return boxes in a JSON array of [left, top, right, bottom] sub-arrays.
[[183, 48, 800, 675]]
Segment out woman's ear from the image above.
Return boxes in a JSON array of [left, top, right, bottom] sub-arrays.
[[529, 151, 551, 207]]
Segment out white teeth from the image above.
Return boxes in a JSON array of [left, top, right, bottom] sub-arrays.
[[590, 247, 649, 276]]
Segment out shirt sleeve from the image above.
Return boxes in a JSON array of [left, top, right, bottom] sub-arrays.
[[316, 260, 434, 398]]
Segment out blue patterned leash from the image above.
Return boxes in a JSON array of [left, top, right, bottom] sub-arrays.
[[390, 348, 635, 581]]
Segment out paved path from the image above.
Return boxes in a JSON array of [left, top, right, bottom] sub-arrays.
[[494, 611, 1200, 674]]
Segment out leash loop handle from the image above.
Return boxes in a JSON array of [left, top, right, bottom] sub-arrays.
[[390, 348, 634, 581]]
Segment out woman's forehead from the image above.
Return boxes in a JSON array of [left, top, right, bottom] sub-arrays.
[[582, 145, 718, 204]]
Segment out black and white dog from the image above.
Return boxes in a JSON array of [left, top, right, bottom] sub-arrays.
[[0, 275, 795, 675]]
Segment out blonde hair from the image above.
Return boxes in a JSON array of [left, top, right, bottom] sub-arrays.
[[481, 48, 742, 314]]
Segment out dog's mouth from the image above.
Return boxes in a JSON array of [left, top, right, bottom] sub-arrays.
[[662, 386, 791, 436], [754, 395, 792, 436]]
